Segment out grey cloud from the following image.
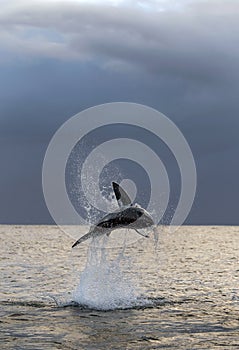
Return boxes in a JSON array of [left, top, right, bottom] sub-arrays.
[[0, 1, 239, 224], [0, 1, 238, 83]]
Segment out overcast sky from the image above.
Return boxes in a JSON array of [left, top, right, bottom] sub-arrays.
[[0, 0, 239, 224]]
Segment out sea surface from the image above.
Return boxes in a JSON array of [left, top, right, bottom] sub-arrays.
[[0, 225, 238, 349]]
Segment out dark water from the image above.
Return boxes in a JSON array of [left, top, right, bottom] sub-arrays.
[[0, 225, 238, 349]]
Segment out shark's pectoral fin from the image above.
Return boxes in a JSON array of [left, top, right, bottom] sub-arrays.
[[72, 230, 93, 248], [134, 229, 149, 238]]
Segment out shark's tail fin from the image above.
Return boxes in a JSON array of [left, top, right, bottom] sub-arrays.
[[112, 182, 132, 208]]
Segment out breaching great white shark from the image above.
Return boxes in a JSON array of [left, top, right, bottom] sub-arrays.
[[72, 182, 155, 248]]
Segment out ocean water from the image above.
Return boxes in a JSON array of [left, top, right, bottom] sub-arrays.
[[0, 225, 238, 349]]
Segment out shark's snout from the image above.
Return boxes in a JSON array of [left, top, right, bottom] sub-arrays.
[[143, 213, 155, 227], [133, 210, 154, 229]]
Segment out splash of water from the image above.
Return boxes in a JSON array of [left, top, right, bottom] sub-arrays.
[[72, 234, 148, 310], [66, 156, 159, 309]]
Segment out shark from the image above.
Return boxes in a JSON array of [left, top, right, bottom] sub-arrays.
[[72, 182, 155, 248]]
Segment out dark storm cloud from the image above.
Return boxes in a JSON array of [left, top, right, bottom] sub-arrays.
[[0, 0, 238, 83], [0, 1, 239, 224]]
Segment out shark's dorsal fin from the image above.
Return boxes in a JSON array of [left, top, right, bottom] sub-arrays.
[[112, 182, 132, 208]]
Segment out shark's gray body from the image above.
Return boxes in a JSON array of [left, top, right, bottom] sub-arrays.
[[72, 182, 155, 247]]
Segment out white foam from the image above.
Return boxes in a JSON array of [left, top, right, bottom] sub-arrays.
[[72, 236, 143, 310]]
